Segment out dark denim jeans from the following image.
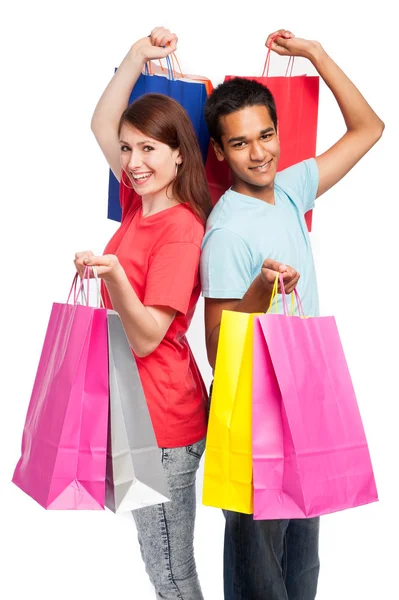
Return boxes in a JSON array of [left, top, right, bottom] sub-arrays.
[[223, 511, 320, 600]]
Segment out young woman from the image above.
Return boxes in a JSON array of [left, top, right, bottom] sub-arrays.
[[75, 27, 212, 600]]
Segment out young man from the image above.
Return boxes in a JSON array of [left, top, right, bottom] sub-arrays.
[[200, 29, 384, 600]]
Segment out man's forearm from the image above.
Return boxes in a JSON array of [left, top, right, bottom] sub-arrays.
[[207, 274, 272, 369], [309, 43, 383, 135]]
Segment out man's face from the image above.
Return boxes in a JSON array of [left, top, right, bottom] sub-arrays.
[[215, 105, 280, 195]]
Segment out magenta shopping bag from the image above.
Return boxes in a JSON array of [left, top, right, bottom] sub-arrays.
[[252, 282, 378, 519], [12, 270, 109, 509]]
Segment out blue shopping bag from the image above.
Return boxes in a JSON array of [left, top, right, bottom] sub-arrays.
[[107, 57, 212, 222]]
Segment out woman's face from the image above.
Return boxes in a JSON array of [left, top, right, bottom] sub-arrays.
[[119, 123, 181, 197]]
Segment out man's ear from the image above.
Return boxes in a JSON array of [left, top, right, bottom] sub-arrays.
[[211, 138, 225, 163]]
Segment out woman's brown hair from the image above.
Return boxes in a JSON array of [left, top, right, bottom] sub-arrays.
[[118, 93, 212, 224]]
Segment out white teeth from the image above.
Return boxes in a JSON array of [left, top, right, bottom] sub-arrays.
[[133, 173, 152, 180], [251, 161, 271, 171]]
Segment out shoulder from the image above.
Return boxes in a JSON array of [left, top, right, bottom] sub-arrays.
[[159, 204, 205, 248], [201, 225, 251, 262], [274, 159, 319, 213], [206, 189, 236, 229], [275, 159, 319, 193], [203, 189, 251, 245]]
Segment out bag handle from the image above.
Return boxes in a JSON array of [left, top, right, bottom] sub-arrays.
[[67, 270, 89, 306], [92, 266, 105, 308], [144, 53, 214, 96], [169, 52, 184, 78], [144, 53, 178, 81], [262, 35, 295, 78], [145, 52, 185, 80], [267, 272, 305, 317], [67, 266, 103, 308]]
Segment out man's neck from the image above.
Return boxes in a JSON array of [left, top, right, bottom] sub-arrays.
[[231, 179, 275, 205]]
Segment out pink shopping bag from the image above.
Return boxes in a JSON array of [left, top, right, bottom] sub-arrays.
[[12, 269, 109, 509], [252, 278, 378, 519]]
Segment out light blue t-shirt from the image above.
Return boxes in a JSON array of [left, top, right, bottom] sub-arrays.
[[200, 159, 320, 317]]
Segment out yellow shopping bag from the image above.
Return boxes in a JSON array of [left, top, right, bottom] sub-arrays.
[[203, 310, 259, 513]]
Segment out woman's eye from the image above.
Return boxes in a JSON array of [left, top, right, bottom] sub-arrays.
[[143, 146, 154, 152], [120, 145, 130, 152]]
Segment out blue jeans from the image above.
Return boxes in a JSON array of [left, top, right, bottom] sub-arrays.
[[224, 512, 320, 600], [132, 438, 206, 600]]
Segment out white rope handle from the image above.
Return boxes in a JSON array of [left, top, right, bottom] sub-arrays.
[[73, 266, 104, 308], [91, 266, 105, 308]]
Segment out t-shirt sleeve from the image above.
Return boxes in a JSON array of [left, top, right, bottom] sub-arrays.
[[200, 228, 253, 299], [144, 242, 201, 315], [120, 172, 141, 221], [277, 158, 319, 214]]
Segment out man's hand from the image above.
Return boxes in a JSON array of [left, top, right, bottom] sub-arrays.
[[261, 259, 300, 295], [265, 29, 322, 62]]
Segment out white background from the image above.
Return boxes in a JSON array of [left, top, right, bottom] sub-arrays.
[[1, 1, 397, 598]]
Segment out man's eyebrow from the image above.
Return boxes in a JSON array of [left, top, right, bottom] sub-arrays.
[[227, 135, 247, 144], [227, 127, 275, 144], [260, 127, 275, 135]]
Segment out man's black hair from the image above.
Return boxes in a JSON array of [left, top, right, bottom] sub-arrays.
[[204, 77, 278, 147]]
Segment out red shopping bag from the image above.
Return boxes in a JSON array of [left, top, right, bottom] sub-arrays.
[[12, 269, 109, 509], [205, 52, 319, 231]]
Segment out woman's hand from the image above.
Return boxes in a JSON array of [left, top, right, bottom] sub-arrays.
[[74, 251, 124, 284], [74, 251, 94, 279], [132, 27, 178, 63]]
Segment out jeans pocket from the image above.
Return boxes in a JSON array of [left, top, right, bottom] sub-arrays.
[[161, 448, 170, 463], [186, 438, 206, 460]]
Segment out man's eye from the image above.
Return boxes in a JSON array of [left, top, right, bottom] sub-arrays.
[[233, 142, 245, 148], [143, 146, 154, 152], [261, 134, 272, 140]]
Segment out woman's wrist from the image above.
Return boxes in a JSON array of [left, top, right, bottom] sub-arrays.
[[129, 41, 148, 66]]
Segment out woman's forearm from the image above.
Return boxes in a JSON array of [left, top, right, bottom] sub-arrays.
[[91, 45, 145, 138], [104, 268, 173, 358]]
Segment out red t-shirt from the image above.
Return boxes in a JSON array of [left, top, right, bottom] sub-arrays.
[[102, 179, 208, 448]]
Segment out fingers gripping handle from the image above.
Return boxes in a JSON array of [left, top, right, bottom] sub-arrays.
[[267, 273, 304, 317], [262, 35, 295, 78]]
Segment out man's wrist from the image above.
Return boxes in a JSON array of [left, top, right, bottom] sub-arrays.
[[307, 41, 328, 67]]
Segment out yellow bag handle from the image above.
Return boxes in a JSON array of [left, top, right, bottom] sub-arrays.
[[267, 273, 303, 317], [267, 274, 279, 314]]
